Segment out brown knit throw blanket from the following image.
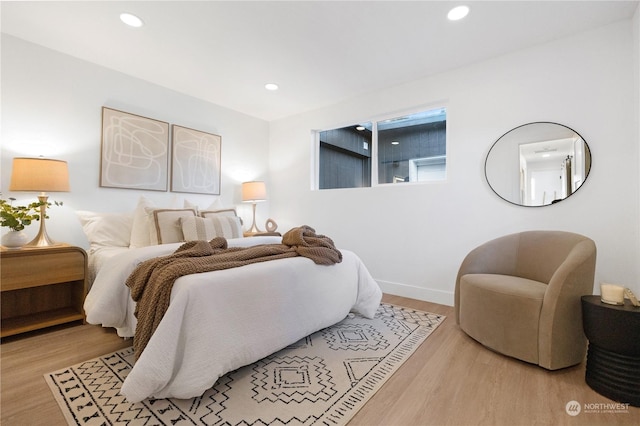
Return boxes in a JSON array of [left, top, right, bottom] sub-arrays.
[[126, 225, 342, 358]]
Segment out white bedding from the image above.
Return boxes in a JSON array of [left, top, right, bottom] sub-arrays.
[[87, 246, 129, 286], [84, 236, 382, 402]]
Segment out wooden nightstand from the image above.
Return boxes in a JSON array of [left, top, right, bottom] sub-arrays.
[[243, 231, 282, 237], [582, 295, 640, 406], [0, 244, 88, 338]]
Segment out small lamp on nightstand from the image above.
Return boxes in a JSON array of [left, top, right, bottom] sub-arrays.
[[242, 181, 266, 234], [9, 157, 70, 247]]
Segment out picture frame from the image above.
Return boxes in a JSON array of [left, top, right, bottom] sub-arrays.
[[100, 107, 170, 191], [171, 125, 222, 195]]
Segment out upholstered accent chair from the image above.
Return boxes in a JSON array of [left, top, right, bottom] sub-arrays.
[[455, 231, 597, 370]]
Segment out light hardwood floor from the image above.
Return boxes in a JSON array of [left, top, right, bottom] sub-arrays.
[[1, 294, 637, 425]]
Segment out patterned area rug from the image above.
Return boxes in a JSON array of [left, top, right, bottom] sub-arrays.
[[45, 303, 444, 425]]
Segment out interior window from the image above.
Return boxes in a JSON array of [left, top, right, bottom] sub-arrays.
[[316, 107, 446, 189], [377, 108, 447, 184], [318, 123, 372, 189]]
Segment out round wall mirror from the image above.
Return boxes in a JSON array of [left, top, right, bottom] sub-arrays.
[[485, 122, 591, 207]]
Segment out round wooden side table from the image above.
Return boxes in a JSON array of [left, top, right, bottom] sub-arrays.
[[581, 295, 640, 407]]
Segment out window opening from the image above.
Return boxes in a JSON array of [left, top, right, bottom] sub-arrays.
[[316, 107, 446, 189], [377, 108, 446, 184], [318, 123, 372, 189]]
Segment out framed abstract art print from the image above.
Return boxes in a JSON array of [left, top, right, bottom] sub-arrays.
[[100, 107, 170, 191], [170, 125, 221, 195]]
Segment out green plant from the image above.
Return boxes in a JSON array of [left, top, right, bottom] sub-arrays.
[[0, 198, 62, 232]]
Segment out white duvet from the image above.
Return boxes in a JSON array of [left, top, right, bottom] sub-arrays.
[[84, 236, 382, 402]]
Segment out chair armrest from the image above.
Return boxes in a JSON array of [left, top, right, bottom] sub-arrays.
[[454, 233, 521, 322], [538, 238, 597, 368], [544, 239, 597, 301]]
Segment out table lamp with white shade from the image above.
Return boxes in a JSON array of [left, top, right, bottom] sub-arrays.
[[241, 181, 266, 234], [9, 157, 70, 247]]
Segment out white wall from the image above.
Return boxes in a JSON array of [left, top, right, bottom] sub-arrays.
[[1, 35, 270, 248], [635, 0, 640, 301], [2, 18, 638, 305], [269, 20, 640, 304]]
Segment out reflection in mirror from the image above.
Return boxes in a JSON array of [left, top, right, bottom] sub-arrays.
[[485, 122, 591, 207]]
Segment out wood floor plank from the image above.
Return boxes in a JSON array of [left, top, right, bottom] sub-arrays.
[[349, 295, 639, 426], [1, 324, 131, 425], [1, 294, 638, 425]]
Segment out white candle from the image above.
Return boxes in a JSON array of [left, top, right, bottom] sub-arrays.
[[600, 283, 625, 305]]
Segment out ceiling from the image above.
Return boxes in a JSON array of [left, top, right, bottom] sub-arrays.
[[2, 1, 638, 121]]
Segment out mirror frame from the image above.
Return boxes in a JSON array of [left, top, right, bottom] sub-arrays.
[[485, 122, 591, 207]]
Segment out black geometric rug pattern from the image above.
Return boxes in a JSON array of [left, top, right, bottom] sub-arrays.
[[45, 303, 444, 425]]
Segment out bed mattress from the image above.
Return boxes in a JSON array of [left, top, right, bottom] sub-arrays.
[[84, 236, 382, 401]]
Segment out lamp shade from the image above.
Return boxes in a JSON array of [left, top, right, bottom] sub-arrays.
[[9, 157, 70, 192], [242, 181, 266, 202]]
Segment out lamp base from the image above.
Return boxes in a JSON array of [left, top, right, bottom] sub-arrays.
[[247, 202, 262, 233], [24, 194, 62, 248], [25, 232, 61, 248]]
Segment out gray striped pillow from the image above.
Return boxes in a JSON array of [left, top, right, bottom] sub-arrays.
[[180, 216, 243, 241]]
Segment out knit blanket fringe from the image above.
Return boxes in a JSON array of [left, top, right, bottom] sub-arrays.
[[126, 225, 342, 358]]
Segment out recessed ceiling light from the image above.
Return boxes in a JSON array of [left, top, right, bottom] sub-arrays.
[[356, 126, 365, 131], [447, 5, 469, 21], [120, 13, 144, 28], [265, 83, 279, 91], [391, 141, 400, 145]]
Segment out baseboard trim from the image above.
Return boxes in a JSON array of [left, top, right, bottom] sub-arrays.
[[377, 280, 454, 307]]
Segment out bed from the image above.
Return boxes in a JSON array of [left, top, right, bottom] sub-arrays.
[[79, 200, 382, 403]]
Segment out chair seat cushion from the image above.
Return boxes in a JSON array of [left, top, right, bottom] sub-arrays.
[[458, 274, 547, 364]]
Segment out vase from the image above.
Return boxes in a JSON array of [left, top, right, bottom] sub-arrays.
[[1, 230, 30, 249]]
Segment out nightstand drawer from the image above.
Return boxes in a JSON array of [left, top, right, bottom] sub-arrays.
[[0, 245, 88, 337], [1, 250, 85, 291]]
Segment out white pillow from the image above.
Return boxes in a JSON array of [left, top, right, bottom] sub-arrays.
[[204, 198, 223, 211], [148, 208, 197, 245], [181, 216, 243, 241], [183, 199, 199, 214], [200, 208, 243, 225], [76, 210, 133, 251], [130, 196, 156, 248]]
